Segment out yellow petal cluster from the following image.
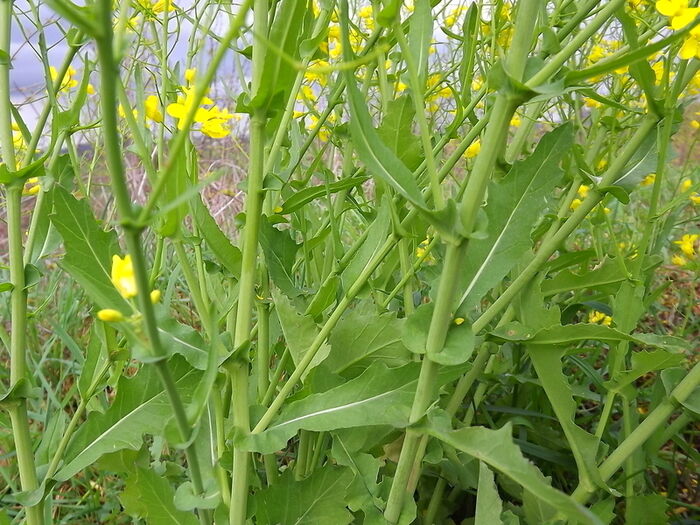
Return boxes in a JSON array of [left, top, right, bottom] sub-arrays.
[[588, 310, 613, 326], [166, 87, 236, 138], [112, 254, 138, 299], [674, 234, 698, 257]]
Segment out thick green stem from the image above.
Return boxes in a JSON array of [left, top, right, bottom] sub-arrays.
[[1, 0, 43, 521], [94, 2, 209, 523]]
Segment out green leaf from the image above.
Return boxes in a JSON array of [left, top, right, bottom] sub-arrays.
[[604, 350, 685, 393], [272, 288, 330, 380], [78, 325, 109, 401], [156, 315, 209, 370], [190, 196, 242, 278], [341, 23, 428, 210], [403, 302, 476, 365], [280, 175, 368, 214], [253, 466, 354, 525], [661, 368, 700, 415], [55, 357, 201, 481], [120, 467, 198, 525], [326, 301, 412, 375], [423, 417, 601, 525], [377, 96, 422, 170], [528, 344, 607, 494], [541, 256, 662, 296], [475, 462, 503, 525], [253, 0, 312, 114], [237, 362, 465, 454], [614, 131, 657, 191], [340, 202, 390, 292], [407, 0, 432, 85], [260, 220, 300, 297], [158, 139, 190, 237], [491, 322, 689, 352], [331, 433, 383, 512], [456, 124, 573, 312], [50, 187, 129, 311], [625, 494, 668, 525]]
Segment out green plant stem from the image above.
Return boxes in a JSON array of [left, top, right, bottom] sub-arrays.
[[392, 19, 442, 208], [94, 2, 209, 523], [253, 235, 396, 432], [572, 360, 700, 504], [229, 0, 269, 516], [0, 0, 43, 520], [527, 0, 624, 88], [384, 2, 542, 516]]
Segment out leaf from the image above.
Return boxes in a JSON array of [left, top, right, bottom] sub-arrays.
[[260, 220, 300, 297], [50, 186, 129, 311], [190, 196, 242, 278], [341, 22, 427, 210], [377, 96, 421, 170], [541, 256, 662, 296], [456, 124, 573, 312], [78, 325, 109, 401], [661, 368, 700, 415], [475, 462, 503, 525], [340, 202, 390, 292], [604, 350, 685, 393], [423, 417, 601, 525], [625, 494, 668, 525], [528, 344, 606, 494], [158, 139, 190, 237], [272, 288, 330, 380], [491, 322, 689, 352], [331, 433, 383, 512], [253, 0, 312, 114], [326, 302, 412, 375], [614, 131, 657, 190], [156, 316, 209, 370], [279, 175, 368, 214], [253, 466, 354, 525], [407, 0, 432, 85], [403, 302, 476, 365], [120, 467, 198, 525], [55, 357, 201, 481], [237, 362, 466, 454]]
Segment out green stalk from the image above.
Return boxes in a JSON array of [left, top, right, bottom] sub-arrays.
[[0, 1, 43, 521], [229, 0, 269, 520], [93, 2, 209, 523], [384, 2, 542, 518], [253, 236, 397, 432], [572, 360, 700, 504], [392, 18, 443, 209]]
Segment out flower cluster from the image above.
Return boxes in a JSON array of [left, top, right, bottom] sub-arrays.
[[588, 310, 613, 326], [655, 0, 700, 59], [166, 86, 237, 138], [97, 255, 161, 322]]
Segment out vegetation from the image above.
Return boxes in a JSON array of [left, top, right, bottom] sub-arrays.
[[0, 0, 699, 523]]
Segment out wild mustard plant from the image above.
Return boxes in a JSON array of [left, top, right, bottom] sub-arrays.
[[0, 0, 699, 524]]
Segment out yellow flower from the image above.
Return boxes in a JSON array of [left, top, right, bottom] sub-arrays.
[[656, 0, 700, 29], [137, 0, 176, 17], [641, 173, 656, 186], [674, 234, 698, 257], [680, 26, 700, 60], [23, 178, 40, 196], [97, 309, 125, 322], [690, 192, 700, 204], [454, 317, 465, 325], [184, 68, 196, 84], [570, 198, 583, 211], [305, 60, 329, 86], [577, 185, 590, 198], [87, 83, 95, 95], [672, 254, 688, 266], [584, 96, 602, 109], [111, 254, 137, 299], [588, 310, 613, 326], [150, 290, 162, 304], [145, 95, 163, 123], [463, 139, 481, 159], [166, 87, 233, 138], [510, 114, 521, 127], [50, 66, 78, 91], [118, 104, 138, 119], [681, 178, 693, 192]]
